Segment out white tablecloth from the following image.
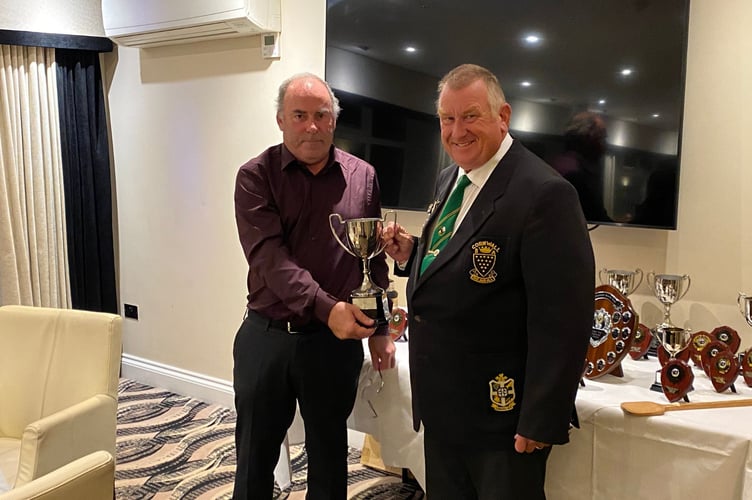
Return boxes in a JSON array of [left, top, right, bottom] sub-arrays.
[[348, 340, 425, 487], [348, 340, 752, 499]]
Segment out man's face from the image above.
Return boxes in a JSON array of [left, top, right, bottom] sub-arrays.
[[437, 79, 511, 171], [277, 78, 336, 169]]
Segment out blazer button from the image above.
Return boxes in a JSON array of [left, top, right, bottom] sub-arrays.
[[414, 315, 422, 323]]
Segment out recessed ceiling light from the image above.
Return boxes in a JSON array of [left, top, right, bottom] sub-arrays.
[[620, 68, 633, 76], [404, 46, 417, 53], [523, 34, 541, 45], [598, 99, 606, 105], [521, 81, 532, 87], [652, 113, 660, 118]]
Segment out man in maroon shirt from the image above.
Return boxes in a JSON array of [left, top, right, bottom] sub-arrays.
[[232, 73, 396, 499]]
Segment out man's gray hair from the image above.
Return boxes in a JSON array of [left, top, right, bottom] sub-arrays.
[[436, 64, 505, 113], [276, 73, 341, 118]]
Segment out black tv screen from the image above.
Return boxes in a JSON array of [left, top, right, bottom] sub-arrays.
[[325, 0, 689, 230]]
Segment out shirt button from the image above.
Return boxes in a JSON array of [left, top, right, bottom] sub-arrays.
[[414, 315, 422, 323]]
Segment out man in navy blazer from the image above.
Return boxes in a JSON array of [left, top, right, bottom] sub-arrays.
[[383, 64, 595, 499]]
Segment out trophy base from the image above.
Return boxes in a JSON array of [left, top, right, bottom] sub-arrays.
[[352, 293, 390, 327], [650, 369, 663, 392], [650, 370, 693, 395]]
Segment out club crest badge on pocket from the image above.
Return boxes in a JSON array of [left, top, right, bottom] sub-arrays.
[[470, 241, 500, 284], [489, 373, 516, 412]]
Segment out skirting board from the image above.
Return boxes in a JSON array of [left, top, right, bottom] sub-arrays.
[[120, 353, 363, 448], [121, 353, 235, 408]]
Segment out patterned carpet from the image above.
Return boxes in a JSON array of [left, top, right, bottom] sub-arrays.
[[115, 379, 424, 499]]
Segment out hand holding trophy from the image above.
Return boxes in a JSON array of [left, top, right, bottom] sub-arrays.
[[329, 211, 396, 326]]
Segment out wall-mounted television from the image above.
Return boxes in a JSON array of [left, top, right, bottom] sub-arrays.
[[325, 0, 689, 230]]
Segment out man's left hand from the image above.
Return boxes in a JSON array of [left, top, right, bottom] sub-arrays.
[[514, 433, 549, 454], [368, 334, 397, 371]]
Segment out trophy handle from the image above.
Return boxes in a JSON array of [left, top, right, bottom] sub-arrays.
[[373, 210, 397, 257], [598, 268, 608, 285], [678, 274, 691, 300], [633, 268, 644, 291], [739, 292, 747, 315], [328, 213, 358, 258], [647, 271, 656, 289]]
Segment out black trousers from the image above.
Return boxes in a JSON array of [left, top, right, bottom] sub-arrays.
[[423, 431, 552, 500], [232, 314, 363, 499]]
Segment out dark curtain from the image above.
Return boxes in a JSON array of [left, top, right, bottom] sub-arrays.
[[55, 49, 117, 313]]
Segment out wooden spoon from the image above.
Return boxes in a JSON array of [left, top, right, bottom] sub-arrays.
[[621, 398, 752, 416]]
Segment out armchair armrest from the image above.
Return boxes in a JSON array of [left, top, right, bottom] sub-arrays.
[[0, 450, 114, 500], [14, 394, 116, 487]]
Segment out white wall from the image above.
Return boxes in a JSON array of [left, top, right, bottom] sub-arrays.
[[5, 0, 752, 401], [0, 0, 104, 36], [102, 0, 327, 398], [590, 0, 752, 339]]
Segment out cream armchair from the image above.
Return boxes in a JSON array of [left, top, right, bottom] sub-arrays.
[[0, 306, 122, 494], [0, 451, 114, 500]]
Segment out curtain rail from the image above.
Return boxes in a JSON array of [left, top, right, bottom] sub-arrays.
[[0, 29, 112, 52]]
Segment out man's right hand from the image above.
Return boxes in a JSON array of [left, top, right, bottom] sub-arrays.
[[327, 301, 377, 340], [382, 222, 414, 264]]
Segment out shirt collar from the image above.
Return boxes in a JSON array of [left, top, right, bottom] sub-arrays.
[[281, 144, 340, 173], [461, 133, 514, 188]]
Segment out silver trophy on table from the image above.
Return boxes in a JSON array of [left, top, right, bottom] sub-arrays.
[[738, 292, 752, 387], [739, 292, 752, 327], [599, 268, 643, 296], [329, 211, 396, 326], [647, 272, 691, 328], [653, 324, 693, 402], [600, 268, 654, 359]]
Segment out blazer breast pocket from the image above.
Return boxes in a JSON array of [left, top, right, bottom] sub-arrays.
[[465, 235, 511, 285]]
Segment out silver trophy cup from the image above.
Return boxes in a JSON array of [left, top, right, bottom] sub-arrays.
[[598, 268, 644, 296], [647, 272, 691, 328], [738, 292, 752, 327], [329, 211, 396, 326]]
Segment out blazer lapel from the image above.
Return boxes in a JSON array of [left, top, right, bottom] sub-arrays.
[[414, 144, 521, 288], [410, 169, 456, 290]]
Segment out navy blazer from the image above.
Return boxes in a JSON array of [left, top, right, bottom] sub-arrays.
[[397, 140, 595, 447]]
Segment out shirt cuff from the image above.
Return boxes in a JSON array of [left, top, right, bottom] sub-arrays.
[[373, 324, 389, 336], [313, 288, 338, 326]]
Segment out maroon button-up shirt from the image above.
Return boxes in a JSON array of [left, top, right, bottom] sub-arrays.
[[234, 144, 389, 332]]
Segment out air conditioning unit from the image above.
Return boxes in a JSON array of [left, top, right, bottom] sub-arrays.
[[101, 0, 280, 48]]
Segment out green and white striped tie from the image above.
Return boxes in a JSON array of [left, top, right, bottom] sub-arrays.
[[420, 174, 471, 275]]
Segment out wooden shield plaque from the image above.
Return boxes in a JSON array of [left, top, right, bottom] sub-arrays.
[[741, 348, 752, 387], [707, 349, 739, 393], [660, 358, 694, 403], [388, 306, 408, 341], [629, 323, 653, 360], [584, 285, 637, 379], [709, 325, 741, 354], [700, 340, 732, 377], [657, 342, 691, 367], [688, 330, 712, 367]]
